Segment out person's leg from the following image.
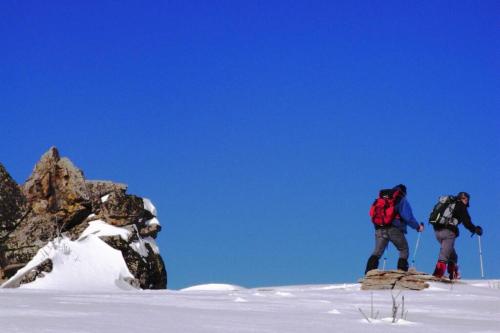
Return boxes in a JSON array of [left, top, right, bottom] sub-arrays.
[[447, 248, 460, 279], [438, 229, 456, 262], [449, 249, 458, 264], [365, 229, 389, 274], [388, 227, 409, 271], [433, 229, 456, 277]]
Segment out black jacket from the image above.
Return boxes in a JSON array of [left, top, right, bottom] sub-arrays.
[[434, 200, 476, 237]]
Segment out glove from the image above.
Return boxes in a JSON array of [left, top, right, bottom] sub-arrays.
[[475, 226, 483, 236]]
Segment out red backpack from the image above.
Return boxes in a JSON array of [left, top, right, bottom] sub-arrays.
[[369, 189, 403, 226]]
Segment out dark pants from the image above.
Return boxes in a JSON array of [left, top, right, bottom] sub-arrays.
[[365, 226, 409, 273], [372, 227, 409, 259], [434, 228, 458, 264]]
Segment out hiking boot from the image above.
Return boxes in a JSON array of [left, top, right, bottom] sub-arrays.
[[432, 261, 447, 278], [448, 263, 461, 280], [397, 258, 409, 272], [365, 255, 379, 274]]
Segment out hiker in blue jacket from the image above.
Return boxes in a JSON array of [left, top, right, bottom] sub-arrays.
[[365, 184, 424, 274]]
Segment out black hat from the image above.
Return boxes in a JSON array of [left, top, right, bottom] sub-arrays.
[[394, 184, 407, 195], [457, 191, 470, 207]]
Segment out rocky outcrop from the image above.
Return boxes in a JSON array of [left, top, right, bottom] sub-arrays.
[[360, 269, 445, 290], [101, 235, 167, 289], [0, 164, 26, 232], [0, 147, 167, 289]]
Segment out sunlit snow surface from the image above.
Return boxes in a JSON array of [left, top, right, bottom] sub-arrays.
[[181, 283, 244, 292], [1, 222, 143, 290], [14, 235, 134, 291], [1, 281, 500, 332]]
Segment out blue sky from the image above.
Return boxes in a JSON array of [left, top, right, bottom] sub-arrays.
[[1, 1, 499, 289]]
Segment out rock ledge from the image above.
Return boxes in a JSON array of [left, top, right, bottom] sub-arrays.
[[360, 269, 445, 290]]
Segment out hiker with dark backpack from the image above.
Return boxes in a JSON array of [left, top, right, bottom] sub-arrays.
[[365, 184, 424, 274], [429, 191, 483, 279]]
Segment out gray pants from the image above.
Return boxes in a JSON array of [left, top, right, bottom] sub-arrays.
[[371, 227, 409, 260], [434, 228, 458, 264]]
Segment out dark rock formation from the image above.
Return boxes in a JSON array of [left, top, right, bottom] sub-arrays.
[[98, 190, 153, 227], [0, 163, 26, 232], [0, 147, 167, 289], [101, 235, 167, 289], [360, 269, 444, 290]]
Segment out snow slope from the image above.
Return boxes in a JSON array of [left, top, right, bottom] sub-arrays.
[[1, 198, 161, 291], [1, 280, 499, 332]]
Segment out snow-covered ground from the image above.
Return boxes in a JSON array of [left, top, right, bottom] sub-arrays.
[[1, 280, 499, 332], [1, 197, 498, 332]]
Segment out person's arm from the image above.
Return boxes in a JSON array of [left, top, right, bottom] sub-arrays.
[[399, 198, 420, 230], [454, 201, 476, 233]]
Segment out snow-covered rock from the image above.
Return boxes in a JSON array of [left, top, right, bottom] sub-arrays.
[[0, 147, 167, 290], [3, 234, 135, 291]]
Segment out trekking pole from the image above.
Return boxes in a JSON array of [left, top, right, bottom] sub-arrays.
[[411, 223, 424, 268], [478, 235, 485, 279]]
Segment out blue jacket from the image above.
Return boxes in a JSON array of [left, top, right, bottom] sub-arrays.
[[391, 196, 420, 234]]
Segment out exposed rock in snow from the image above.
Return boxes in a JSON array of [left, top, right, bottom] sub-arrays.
[[0, 147, 167, 289], [359, 269, 444, 290], [2, 234, 136, 291]]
